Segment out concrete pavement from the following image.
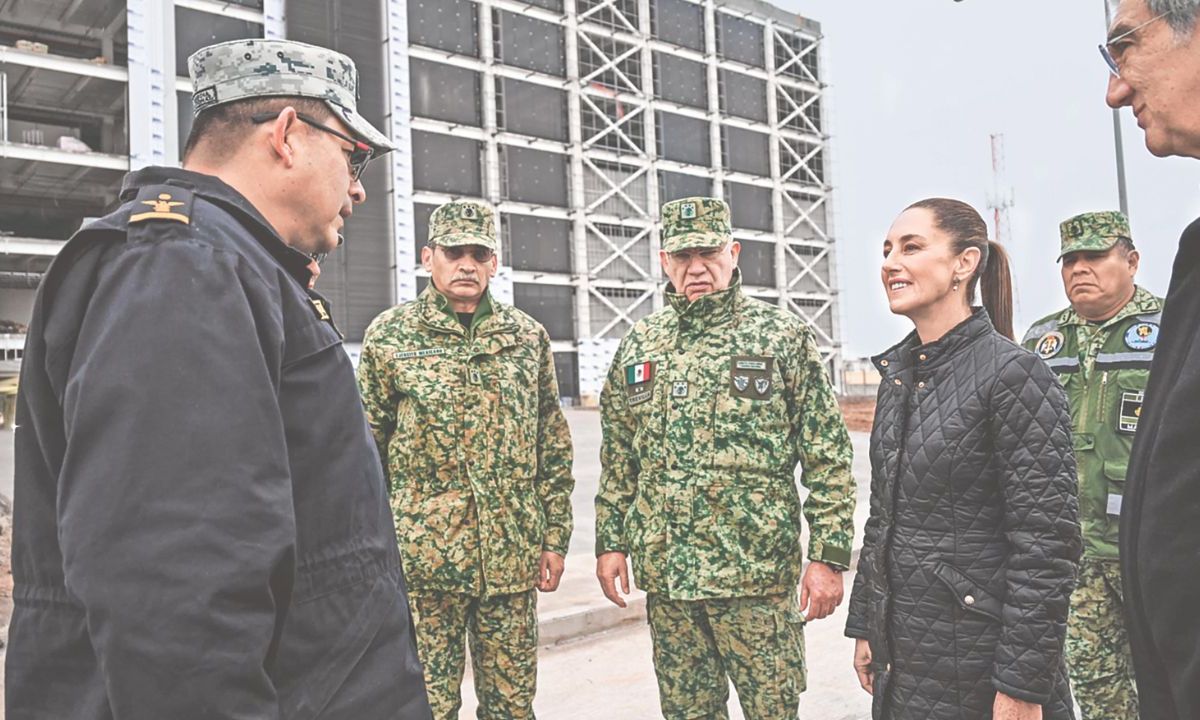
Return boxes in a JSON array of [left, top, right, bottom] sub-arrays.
[[459, 573, 873, 719]]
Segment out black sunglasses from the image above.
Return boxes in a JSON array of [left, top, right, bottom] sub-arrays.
[[251, 111, 374, 180], [439, 245, 495, 263]]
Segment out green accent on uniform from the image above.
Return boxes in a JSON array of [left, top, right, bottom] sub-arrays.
[[660, 196, 732, 252], [187, 38, 394, 152], [1021, 283, 1161, 561], [1066, 559, 1139, 720], [431, 286, 493, 339], [357, 284, 574, 599], [596, 269, 856, 601], [410, 589, 538, 720], [427, 200, 498, 251], [647, 591, 806, 719], [1058, 210, 1132, 260]]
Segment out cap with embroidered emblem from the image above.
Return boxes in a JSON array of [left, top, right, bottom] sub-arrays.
[[187, 38, 394, 153], [427, 200, 497, 251], [661, 197, 732, 252], [1058, 211, 1132, 260]]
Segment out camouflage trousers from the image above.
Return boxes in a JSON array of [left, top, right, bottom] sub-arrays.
[[410, 589, 538, 720], [1066, 559, 1138, 720], [646, 591, 806, 720]]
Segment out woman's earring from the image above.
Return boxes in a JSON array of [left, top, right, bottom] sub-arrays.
[[952, 278, 960, 292]]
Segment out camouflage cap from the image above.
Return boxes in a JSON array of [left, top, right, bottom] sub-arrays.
[[660, 197, 732, 252], [1058, 210, 1132, 260], [187, 39, 395, 153], [428, 200, 497, 251]]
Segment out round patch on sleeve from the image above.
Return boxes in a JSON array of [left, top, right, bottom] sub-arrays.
[[1036, 331, 1065, 359], [1125, 322, 1159, 350]]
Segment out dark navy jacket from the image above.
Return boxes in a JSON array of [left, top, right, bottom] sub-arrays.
[[1122, 216, 1200, 720], [6, 167, 432, 719]]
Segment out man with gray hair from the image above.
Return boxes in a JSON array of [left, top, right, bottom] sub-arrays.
[[1102, 1, 1200, 718], [6, 39, 431, 718]]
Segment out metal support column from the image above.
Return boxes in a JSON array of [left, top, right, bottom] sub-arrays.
[[127, 0, 175, 169], [479, 6, 513, 303], [764, 20, 788, 310], [385, 0, 418, 302]]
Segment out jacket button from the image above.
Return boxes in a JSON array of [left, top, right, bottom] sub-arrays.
[[880, 360, 889, 367], [918, 353, 927, 361], [885, 663, 892, 672], [917, 381, 926, 388], [893, 379, 901, 385], [964, 595, 975, 606]]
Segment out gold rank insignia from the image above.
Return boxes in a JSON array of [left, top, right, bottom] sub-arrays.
[[130, 193, 190, 224]]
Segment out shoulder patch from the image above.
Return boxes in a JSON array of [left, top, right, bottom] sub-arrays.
[[129, 185, 192, 225], [1023, 318, 1059, 344], [1125, 322, 1158, 351], [1035, 331, 1065, 359]]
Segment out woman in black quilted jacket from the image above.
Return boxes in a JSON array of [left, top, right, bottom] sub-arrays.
[[845, 198, 1082, 720]]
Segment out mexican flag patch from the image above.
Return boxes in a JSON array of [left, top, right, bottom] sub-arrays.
[[626, 361, 653, 385]]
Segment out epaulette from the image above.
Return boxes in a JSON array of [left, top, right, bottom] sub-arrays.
[[128, 183, 194, 226]]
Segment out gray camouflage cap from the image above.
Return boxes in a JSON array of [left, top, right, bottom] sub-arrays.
[[1058, 211, 1132, 260], [187, 39, 395, 153], [660, 197, 732, 252], [428, 201, 497, 251]]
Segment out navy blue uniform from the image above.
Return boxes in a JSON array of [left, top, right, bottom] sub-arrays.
[[7, 167, 431, 719]]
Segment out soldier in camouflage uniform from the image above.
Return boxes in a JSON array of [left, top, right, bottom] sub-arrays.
[[595, 197, 856, 720], [1021, 211, 1158, 720], [358, 201, 574, 720]]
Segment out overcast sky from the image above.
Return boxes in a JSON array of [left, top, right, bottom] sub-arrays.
[[775, 0, 1200, 358]]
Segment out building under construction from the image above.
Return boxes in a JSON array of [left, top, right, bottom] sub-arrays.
[[0, 0, 841, 401]]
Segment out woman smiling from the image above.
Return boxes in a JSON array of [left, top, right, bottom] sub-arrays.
[[845, 198, 1082, 720]]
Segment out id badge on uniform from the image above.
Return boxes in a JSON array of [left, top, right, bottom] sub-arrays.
[[1118, 390, 1144, 434], [730, 356, 774, 400]]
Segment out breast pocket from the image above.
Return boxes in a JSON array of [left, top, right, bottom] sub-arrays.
[[488, 348, 540, 474], [712, 354, 789, 472]]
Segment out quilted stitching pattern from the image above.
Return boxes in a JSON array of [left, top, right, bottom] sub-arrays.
[[846, 310, 1082, 719]]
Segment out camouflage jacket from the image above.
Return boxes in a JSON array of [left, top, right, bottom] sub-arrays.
[[359, 285, 574, 597], [595, 274, 855, 600]]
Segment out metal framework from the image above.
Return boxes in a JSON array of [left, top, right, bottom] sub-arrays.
[[2, 0, 842, 399], [406, 0, 842, 399]]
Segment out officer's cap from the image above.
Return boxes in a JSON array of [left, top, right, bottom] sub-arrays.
[[428, 201, 497, 252], [187, 39, 394, 153], [661, 197, 732, 253], [1058, 211, 1132, 260]]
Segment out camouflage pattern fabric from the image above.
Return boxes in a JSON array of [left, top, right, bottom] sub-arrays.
[[358, 285, 574, 597], [187, 38, 394, 151], [647, 591, 806, 720], [596, 270, 855, 600], [660, 196, 732, 252], [1066, 559, 1138, 719], [427, 200, 498, 251], [1058, 210, 1132, 259], [411, 589, 538, 720]]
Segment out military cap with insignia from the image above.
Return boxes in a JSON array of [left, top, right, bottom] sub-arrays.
[[660, 197, 732, 252], [1058, 210, 1132, 260], [427, 200, 498, 251], [187, 38, 395, 154]]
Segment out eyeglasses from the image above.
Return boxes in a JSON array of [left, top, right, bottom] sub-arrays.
[[1100, 10, 1170, 77], [439, 245, 495, 263], [251, 111, 375, 180]]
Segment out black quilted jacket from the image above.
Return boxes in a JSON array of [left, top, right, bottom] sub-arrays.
[[845, 309, 1082, 720]]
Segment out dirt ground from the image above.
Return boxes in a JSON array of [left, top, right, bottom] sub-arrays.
[[839, 395, 876, 433]]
